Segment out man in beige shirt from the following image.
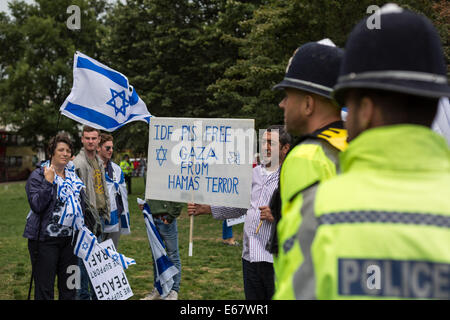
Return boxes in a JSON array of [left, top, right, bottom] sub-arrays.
[[73, 125, 110, 300]]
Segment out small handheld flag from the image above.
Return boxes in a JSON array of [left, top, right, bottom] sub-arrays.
[[60, 52, 151, 131], [103, 246, 136, 270], [74, 227, 97, 262], [74, 225, 135, 269], [138, 198, 179, 298]]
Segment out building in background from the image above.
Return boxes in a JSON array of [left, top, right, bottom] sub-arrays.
[[0, 126, 44, 182]]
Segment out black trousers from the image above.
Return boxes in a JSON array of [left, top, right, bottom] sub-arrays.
[[125, 174, 132, 194], [28, 237, 78, 300], [242, 258, 275, 300]]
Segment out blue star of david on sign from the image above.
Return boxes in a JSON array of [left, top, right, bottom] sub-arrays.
[[106, 88, 130, 116], [155, 145, 168, 166], [82, 242, 89, 250]]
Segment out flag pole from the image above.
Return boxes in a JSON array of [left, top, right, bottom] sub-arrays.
[[255, 220, 263, 234], [188, 191, 194, 257]]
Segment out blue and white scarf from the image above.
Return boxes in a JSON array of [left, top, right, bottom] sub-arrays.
[[42, 160, 85, 230], [104, 161, 131, 234], [41, 162, 136, 270]]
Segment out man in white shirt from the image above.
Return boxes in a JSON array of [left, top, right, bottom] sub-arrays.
[[187, 125, 292, 300]]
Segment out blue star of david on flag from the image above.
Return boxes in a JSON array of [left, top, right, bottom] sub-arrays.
[[106, 88, 130, 116], [156, 146, 168, 166]]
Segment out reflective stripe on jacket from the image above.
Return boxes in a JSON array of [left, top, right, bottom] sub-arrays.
[[275, 121, 347, 299], [120, 160, 133, 176], [293, 125, 450, 299]]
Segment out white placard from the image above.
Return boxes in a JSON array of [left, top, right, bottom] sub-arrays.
[[83, 239, 133, 300], [145, 117, 254, 208], [226, 215, 246, 227]]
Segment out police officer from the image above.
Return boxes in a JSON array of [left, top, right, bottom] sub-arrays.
[[120, 154, 133, 194], [292, 4, 450, 299], [271, 39, 346, 299]]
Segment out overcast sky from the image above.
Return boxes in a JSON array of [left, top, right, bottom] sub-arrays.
[[0, 0, 125, 15], [0, 0, 35, 14]]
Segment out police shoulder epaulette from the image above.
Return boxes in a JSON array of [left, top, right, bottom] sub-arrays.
[[315, 127, 348, 152]]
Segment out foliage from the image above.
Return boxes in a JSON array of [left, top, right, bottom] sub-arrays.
[[0, 0, 444, 154], [0, 0, 108, 152], [209, 0, 438, 130], [101, 0, 264, 154], [431, 0, 450, 77]]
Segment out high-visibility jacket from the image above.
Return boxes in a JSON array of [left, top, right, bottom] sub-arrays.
[[120, 160, 133, 176], [274, 121, 347, 299], [292, 125, 450, 299]]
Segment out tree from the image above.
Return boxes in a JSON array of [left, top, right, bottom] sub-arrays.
[[209, 0, 438, 130], [1, 0, 442, 155], [0, 0, 108, 152], [431, 0, 449, 77], [102, 0, 264, 154]]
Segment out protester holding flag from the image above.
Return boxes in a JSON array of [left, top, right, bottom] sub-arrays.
[[98, 133, 131, 250], [138, 199, 183, 300], [73, 125, 110, 300], [23, 133, 85, 300]]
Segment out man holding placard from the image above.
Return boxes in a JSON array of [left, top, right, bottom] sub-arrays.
[[187, 125, 292, 300]]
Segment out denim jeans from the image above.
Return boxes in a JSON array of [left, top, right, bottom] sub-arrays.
[[76, 257, 97, 300], [222, 220, 233, 240], [153, 218, 181, 292]]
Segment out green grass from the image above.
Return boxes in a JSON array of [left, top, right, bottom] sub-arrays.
[[0, 177, 245, 300]]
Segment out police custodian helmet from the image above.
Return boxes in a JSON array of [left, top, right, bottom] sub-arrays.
[[273, 39, 344, 100], [333, 3, 450, 106]]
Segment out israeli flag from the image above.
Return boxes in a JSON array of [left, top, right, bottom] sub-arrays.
[[74, 225, 136, 269], [60, 52, 151, 132], [74, 226, 97, 262], [137, 198, 179, 298], [103, 247, 136, 270]]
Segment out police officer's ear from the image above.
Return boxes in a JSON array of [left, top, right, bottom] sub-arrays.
[[304, 95, 315, 116], [357, 96, 376, 130]]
